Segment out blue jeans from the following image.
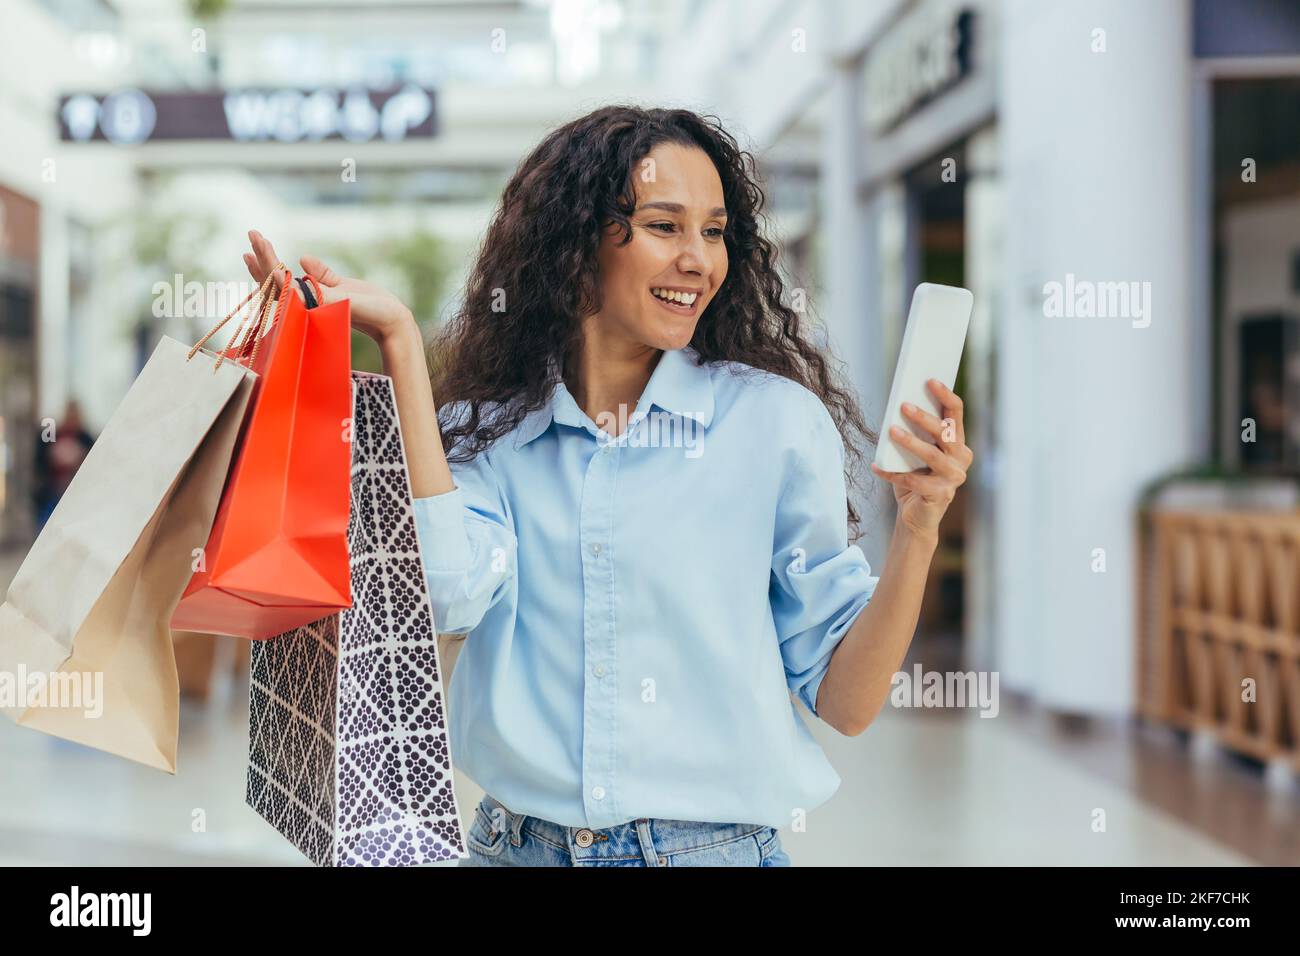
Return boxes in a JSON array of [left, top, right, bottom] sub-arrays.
[[458, 793, 792, 867]]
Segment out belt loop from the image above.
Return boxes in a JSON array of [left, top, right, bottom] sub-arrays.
[[635, 819, 663, 867], [509, 806, 526, 847], [485, 793, 526, 848]]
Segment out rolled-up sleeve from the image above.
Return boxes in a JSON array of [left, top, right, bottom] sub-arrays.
[[412, 440, 518, 635], [769, 399, 878, 719]]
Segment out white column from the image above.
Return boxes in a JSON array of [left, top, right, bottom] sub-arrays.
[[996, 0, 1194, 712], [963, 124, 1001, 674]]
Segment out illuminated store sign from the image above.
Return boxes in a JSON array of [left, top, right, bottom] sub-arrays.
[[59, 85, 437, 144]]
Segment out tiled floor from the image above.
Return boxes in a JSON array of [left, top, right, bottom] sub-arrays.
[[0, 545, 1291, 866], [0, 686, 1280, 866]]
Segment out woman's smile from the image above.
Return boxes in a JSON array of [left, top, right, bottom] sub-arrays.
[[649, 285, 703, 316]]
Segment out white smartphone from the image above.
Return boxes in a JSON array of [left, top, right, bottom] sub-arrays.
[[873, 282, 973, 473]]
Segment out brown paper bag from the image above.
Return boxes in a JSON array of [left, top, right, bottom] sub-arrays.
[[172, 631, 218, 701], [0, 336, 255, 772]]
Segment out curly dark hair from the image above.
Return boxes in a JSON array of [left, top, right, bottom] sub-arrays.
[[429, 104, 877, 538]]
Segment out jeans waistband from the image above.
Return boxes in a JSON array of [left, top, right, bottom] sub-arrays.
[[478, 792, 767, 856]]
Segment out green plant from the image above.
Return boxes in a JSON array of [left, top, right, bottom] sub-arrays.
[[321, 226, 453, 374], [1134, 462, 1296, 511], [188, 0, 232, 19]]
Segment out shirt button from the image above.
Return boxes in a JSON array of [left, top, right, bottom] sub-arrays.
[[575, 829, 595, 848], [593, 664, 606, 677], [591, 786, 605, 800], [591, 543, 601, 557]]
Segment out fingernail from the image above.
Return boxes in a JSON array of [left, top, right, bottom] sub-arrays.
[[902, 402, 915, 413]]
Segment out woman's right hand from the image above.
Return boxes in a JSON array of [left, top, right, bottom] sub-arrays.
[[243, 229, 417, 346], [246, 229, 454, 498]]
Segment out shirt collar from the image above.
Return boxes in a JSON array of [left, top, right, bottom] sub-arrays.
[[513, 345, 715, 448]]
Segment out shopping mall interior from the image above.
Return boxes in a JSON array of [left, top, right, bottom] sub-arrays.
[[1, 0, 1298, 866]]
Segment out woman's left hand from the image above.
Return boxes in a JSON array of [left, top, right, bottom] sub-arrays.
[[870, 379, 974, 541]]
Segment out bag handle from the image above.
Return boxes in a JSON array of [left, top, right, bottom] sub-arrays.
[[188, 263, 293, 373], [297, 274, 323, 308]]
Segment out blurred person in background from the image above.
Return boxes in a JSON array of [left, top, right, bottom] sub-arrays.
[[241, 105, 973, 867], [32, 399, 95, 532]]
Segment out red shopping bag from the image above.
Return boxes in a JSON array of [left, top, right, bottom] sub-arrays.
[[171, 269, 353, 639]]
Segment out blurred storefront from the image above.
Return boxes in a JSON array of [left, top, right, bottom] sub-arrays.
[[0, 0, 139, 548], [1132, 0, 1300, 775], [855, 0, 999, 676], [1196, 0, 1300, 472], [0, 186, 39, 548]]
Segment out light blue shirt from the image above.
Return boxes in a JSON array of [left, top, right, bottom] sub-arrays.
[[411, 345, 878, 829]]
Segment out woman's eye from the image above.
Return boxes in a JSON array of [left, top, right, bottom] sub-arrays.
[[648, 222, 725, 238]]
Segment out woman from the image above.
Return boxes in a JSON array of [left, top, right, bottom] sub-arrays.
[[243, 105, 972, 867]]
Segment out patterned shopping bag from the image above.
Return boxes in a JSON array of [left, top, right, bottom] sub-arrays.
[[245, 371, 466, 866]]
